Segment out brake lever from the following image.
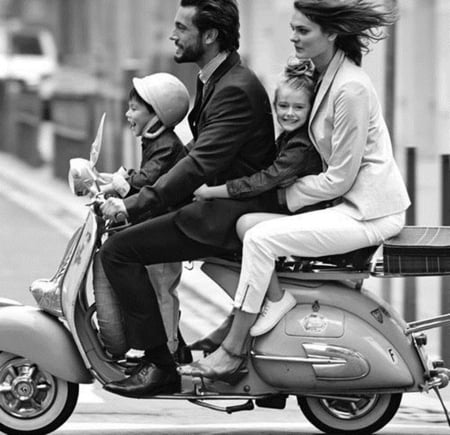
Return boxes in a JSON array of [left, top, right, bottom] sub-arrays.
[[105, 212, 132, 233], [85, 193, 105, 217]]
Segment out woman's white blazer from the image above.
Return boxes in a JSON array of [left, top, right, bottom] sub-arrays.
[[285, 49, 410, 220]]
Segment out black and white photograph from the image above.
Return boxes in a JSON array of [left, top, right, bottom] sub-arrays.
[[0, 1, 449, 434]]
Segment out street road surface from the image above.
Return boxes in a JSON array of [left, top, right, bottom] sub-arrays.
[[0, 181, 449, 434]]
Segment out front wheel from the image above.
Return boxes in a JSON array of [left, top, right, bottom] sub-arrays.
[[0, 352, 79, 435], [298, 392, 402, 434]]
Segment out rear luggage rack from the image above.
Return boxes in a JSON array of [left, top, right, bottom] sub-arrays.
[[379, 226, 450, 277]]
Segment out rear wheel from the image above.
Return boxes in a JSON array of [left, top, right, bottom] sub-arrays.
[[298, 393, 402, 434], [0, 352, 78, 435]]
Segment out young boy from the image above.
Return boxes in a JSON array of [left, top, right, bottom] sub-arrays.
[[101, 72, 191, 361]]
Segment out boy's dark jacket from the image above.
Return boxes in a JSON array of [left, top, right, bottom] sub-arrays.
[[126, 129, 186, 195], [123, 51, 276, 220]]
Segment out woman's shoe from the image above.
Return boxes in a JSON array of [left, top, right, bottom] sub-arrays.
[[188, 314, 233, 353], [250, 290, 296, 337], [178, 344, 248, 385]]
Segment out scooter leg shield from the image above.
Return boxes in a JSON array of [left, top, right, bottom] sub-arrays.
[[0, 305, 92, 383]]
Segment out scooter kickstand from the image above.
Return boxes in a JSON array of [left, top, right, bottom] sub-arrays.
[[188, 398, 254, 414]]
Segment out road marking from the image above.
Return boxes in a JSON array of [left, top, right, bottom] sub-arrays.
[[56, 421, 448, 433], [58, 422, 316, 432]]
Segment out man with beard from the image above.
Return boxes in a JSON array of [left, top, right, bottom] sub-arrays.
[[100, 0, 276, 397]]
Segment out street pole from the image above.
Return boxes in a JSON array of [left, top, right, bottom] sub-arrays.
[[382, 0, 398, 304], [441, 155, 450, 364]]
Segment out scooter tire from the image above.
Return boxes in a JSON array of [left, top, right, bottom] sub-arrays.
[[0, 352, 79, 435], [297, 392, 402, 434]]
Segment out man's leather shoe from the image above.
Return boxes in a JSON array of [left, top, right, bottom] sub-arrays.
[[103, 361, 180, 397]]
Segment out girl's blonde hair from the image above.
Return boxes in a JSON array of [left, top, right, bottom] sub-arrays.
[[274, 58, 316, 104]]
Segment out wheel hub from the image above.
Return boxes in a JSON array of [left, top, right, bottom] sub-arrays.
[[11, 376, 35, 401], [0, 358, 55, 419], [321, 395, 377, 419]]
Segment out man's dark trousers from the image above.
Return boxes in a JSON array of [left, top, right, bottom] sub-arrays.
[[100, 211, 232, 351]]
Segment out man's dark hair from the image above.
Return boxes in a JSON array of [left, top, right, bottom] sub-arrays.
[[180, 0, 240, 51]]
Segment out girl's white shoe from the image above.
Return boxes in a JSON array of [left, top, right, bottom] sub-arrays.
[[250, 291, 296, 337]]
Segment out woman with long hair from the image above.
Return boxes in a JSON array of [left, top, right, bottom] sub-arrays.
[[180, 0, 410, 383]]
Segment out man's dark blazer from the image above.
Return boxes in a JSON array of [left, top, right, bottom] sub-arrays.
[[124, 51, 276, 221]]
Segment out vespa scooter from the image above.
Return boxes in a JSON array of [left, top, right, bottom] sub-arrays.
[[0, 114, 449, 435]]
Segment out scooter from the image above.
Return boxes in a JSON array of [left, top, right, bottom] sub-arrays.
[[1, 115, 449, 435]]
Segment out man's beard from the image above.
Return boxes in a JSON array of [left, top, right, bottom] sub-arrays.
[[174, 39, 205, 63]]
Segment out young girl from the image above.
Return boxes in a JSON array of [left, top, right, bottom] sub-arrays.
[[187, 58, 329, 352], [194, 58, 321, 207]]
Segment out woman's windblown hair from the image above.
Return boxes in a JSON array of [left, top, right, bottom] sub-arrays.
[[293, 0, 398, 66]]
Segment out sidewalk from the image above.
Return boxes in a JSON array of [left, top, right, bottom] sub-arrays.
[[0, 150, 449, 420], [0, 151, 86, 238]]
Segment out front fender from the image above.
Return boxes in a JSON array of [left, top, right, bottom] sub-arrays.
[[0, 305, 93, 383], [0, 297, 22, 307]]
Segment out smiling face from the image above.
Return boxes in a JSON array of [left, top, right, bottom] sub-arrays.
[[274, 83, 312, 133], [289, 9, 336, 72], [125, 97, 153, 137], [170, 6, 206, 65]]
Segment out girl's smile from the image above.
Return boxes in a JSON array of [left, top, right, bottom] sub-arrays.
[[275, 84, 312, 133]]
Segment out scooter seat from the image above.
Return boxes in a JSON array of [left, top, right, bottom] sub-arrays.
[[286, 245, 380, 272], [207, 245, 379, 273]]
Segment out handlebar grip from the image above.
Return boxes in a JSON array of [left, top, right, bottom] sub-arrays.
[[115, 211, 128, 223]]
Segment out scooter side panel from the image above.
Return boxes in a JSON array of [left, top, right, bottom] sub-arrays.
[[0, 305, 93, 383], [252, 283, 425, 392]]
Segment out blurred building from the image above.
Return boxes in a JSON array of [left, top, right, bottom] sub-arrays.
[[2, 0, 448, 158]]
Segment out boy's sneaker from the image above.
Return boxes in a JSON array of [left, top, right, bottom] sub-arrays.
[[250, 291, 296, 337]]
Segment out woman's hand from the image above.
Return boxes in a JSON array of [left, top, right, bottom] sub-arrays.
[[194, 184, 213, 200], [194, 184, 229, 200]]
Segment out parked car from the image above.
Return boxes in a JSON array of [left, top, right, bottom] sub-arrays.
[[0, 22, 58, 89], [0, 21, 58, 119]]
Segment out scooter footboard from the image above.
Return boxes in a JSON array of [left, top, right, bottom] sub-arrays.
[[0, 305, 92, 383]]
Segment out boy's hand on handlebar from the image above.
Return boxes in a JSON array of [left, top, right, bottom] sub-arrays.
[[97, 172, 114, 184], [101, 198, 129, 222]]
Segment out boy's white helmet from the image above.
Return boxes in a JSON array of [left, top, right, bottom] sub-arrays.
[[132, 73, 189, 127]]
